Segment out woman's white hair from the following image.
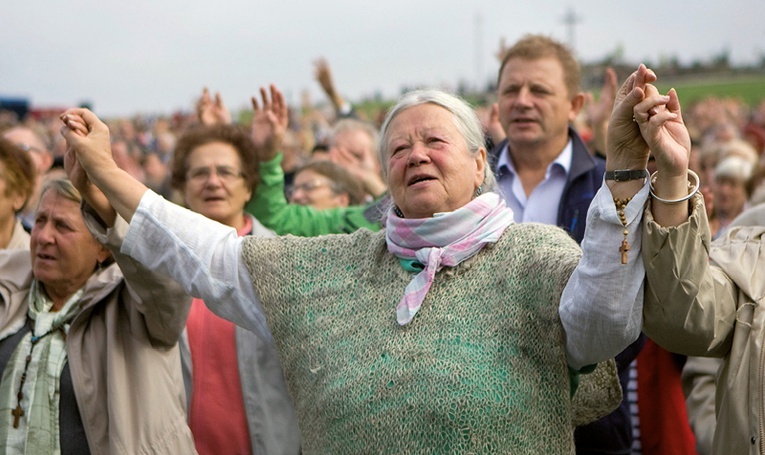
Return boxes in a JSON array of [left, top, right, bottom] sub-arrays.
[[377, 89, 497, 192], [715, 155, 753, 183]]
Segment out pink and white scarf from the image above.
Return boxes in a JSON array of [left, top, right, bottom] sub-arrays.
[[385, 192, 515, 325]]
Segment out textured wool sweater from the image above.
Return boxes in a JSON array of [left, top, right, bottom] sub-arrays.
[[242, 223, 620, 454]]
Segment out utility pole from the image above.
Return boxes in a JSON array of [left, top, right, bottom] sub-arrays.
[[475, 12, 484, 92], [561, 6, 582, 55]]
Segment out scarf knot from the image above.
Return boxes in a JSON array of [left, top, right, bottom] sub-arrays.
[[386, 193, 514, 325]]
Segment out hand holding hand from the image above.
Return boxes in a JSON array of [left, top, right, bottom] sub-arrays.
[[251, 84, 288, 162], [634, 85, 690, 178], [196, 88, 232, 126], [606, 64, 657, 170], [60, 109, 117, 176], [60, 110, 118, 224]]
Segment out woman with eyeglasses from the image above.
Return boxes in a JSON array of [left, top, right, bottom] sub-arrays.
[[287, 159, 367, 210], [164, 123, 300, 455]]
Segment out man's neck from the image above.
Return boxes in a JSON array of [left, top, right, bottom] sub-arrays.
[[506, 134, 570, 197], [507, 134, 570, 172]]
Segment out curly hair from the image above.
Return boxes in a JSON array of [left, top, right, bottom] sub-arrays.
[[0, 137, 35, 210], [170, 124, 260, 192]]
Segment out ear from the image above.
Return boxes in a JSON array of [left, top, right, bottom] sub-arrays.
[[568, 92, 586, 122], [10, 191, 27, 213], [39, 151, 54, 173], [96, 247, 112, 267], [474, 147, 487, 188], [335, 192, 350, 208]]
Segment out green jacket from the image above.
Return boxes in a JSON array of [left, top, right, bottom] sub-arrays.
[[245, 154, 383, 236]]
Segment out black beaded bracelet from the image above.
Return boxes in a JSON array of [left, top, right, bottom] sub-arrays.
[[604, 169, 649, 182]]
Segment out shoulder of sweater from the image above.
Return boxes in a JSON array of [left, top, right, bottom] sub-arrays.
[[243, 226, 385, 256], [246, 213, 277, 238], [502, 222, 580, 249]]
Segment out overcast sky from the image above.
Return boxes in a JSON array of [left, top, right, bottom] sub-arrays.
[[3, 0, 764, 117]]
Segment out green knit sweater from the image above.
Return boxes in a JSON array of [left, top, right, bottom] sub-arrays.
[[242, 223, 619, 454]]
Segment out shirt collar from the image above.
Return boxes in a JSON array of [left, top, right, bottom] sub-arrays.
[[497, 139, 574, 178]]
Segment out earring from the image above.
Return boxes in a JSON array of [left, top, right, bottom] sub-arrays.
[[394, 206, 404, 218], [474, 186, 483, 198]]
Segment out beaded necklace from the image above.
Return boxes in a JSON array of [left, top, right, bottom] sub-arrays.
[[11, 325, 67, 428]]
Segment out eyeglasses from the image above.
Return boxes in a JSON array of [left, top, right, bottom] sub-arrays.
[[16, 143, 46, 155], [286, 179, 336, 198], [186, 166, 244, 183]]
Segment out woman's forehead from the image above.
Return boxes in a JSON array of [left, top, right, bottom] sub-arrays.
[[388, 105, 456, 136]]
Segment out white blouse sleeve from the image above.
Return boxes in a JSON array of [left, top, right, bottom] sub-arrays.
[[121, 190, 273, 343], [560, 180, 650, 370]]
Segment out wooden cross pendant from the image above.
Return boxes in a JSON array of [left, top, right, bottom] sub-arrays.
[[619, 239, 630, 265], [12, 404, 23, 428]]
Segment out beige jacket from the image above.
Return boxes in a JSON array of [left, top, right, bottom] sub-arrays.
[[6, 219, 29, 251], [0, 213, 197, 455], [643, 194, 765, 455], [681, 203, 765, 455]]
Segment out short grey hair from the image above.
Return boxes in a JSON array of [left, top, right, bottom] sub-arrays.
[[329, 119, 380, 157], [38, 178, 82, 207], [378, 89, 497, 192]]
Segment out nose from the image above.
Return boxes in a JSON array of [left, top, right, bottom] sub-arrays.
[[34, 221, 55, 245], [514, 86, 533, 107], [407, 142, 430, 167], [289, 187, 308, 204], [203, 169, 224, 186]]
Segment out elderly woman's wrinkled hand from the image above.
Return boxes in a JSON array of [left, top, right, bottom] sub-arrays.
[[606, 64, 656, 170], [60, 110, 118, 224], [634, 85, 690, 178], [251, 84, 288, 162], [60, 109, 116, 176]]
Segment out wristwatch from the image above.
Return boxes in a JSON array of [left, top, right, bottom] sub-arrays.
[[604, 169, 649, 182]]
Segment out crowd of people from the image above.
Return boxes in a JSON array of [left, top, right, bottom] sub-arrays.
[[0, 33, 763, 454]]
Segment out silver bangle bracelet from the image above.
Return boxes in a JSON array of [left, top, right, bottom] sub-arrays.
[[649, 169, 700, 204]]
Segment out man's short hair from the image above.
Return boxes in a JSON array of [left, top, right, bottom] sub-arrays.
[[329, 119, 380, 155], [497, 34, 581, 98]]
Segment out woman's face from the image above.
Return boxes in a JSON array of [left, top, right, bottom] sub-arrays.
[[289, 169, 349, 209], [714, 176, 748, 218], [183, 141, 251, 229], [30, 190, 108, 303], [0, 161, 27, 227], [385, 104, 485, 218]]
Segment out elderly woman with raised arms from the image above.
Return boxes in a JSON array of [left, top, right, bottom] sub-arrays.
[[61, 67, 663, 453]]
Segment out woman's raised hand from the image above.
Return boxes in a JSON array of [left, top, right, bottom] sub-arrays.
[[60, 109, 119, 181], [606, 64, 657, 171], [251, 84, 288, 162], [60, 109, 119, 224], [60, 108, 147, 223], [634, 85, 691, 178]]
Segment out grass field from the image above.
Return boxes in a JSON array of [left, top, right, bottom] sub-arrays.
[[347, 73, 765, 120], [655, 74, 765, 107]]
